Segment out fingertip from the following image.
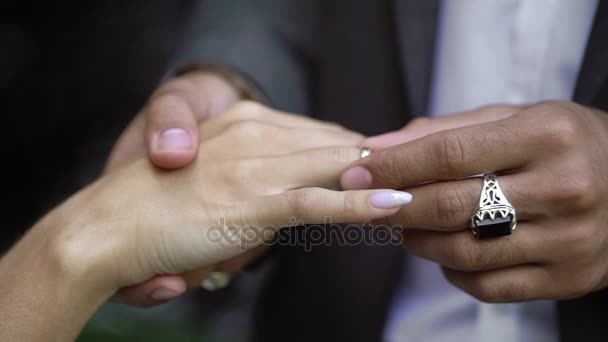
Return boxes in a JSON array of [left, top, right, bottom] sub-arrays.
[[368, 190, 412, 209], [150, 128, 199, 169], [342, 189, 409, 222], [112, 275, 187, 307], [341, 166, 373, 190], [150, 149, 198, 169], [157, 275, 188, 293], [148, 277, 188, 302]]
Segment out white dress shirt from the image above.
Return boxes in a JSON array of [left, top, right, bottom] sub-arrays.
[[385, 0, 598, 341]]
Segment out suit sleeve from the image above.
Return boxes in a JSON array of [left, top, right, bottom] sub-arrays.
[[171, 0, 315, 114]]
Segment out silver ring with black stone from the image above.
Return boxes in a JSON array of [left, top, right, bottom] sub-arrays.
[[471, 173, 517, 239]]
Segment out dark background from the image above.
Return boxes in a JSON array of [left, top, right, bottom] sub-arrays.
[[0, 4, 274, 340], [1, 1, 194, 251]]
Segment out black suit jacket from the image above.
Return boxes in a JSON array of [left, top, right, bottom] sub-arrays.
[[180, 1, 608, 340], [1, 1, 193, 251]]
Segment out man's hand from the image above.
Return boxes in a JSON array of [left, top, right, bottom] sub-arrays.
[[106, 70, 240, 170], [361, 105, 521, 150], [342, 101, 608, 302]]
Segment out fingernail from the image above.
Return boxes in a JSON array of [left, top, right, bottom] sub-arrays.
[[369, 190, 413, 209], [156, 128, 193, 150], [341, 166, 373, 190], [149, 287, 181, 301]]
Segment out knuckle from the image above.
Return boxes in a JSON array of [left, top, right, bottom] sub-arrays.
[[326, 147, 359, 164], [288, 188, 318, 219], [341, 191, 359, 217], [369, 149, 405, 186], [227, 100, 264, 118], [548, 176, 598, 211], [434, 133, 467, 175], [147, 92, 189, 115], [225, 162, 248, 184], [532, 102, 583, 150], [434, 186, 469, 228], [545, 119, 579, 150], [225, 120, 275, 140], [226, 159, 260, 188]]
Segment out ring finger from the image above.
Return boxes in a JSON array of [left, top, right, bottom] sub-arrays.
[[255, 146, 363, 192], [380, 173, 547, 231]]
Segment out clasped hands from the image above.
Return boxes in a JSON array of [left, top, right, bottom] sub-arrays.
[[42, 101, 404, 307], [2, 98, 413, 341], [6, 74, 608, 342], [100, 72, 608, 307]]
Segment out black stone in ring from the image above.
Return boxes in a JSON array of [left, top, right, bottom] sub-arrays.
[[472, 210, 515, 239]]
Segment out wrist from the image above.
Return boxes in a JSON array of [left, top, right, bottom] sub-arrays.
[[33, 184, 124, 301], [0, 192, 118, 340], [40, 200, 119, 301]]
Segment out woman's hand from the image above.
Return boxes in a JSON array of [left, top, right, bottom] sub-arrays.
[[105, 68, 248, 306], [92, 102, 405, 289], [0, 102, 412, 341], [111, 101, 382, 306]]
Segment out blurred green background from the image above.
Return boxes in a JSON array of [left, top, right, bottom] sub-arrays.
[[78, 301, 225, 342]]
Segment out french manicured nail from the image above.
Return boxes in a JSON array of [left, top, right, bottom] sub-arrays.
[[341, 166, 373, 190], [369, 190, 413, 209], [149, 287, 181, 301], [156, 128, 193, 150]]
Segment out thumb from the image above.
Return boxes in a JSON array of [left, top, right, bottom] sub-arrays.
[[145, 92, 200, 169], [145, 72, 243, 169], [107, 71, 241, 171]]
